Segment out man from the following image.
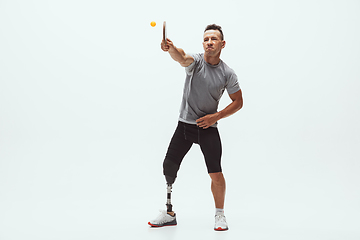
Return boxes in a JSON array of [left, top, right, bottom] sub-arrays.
[[148, 24, 243, 231]]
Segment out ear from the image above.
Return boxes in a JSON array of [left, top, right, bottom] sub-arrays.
[[222, 40, 226, 49]]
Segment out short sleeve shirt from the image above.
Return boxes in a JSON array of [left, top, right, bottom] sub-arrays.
[[179, 53, 240, 127]]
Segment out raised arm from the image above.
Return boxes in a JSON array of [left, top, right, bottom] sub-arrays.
[[161, 38, 194, 67]]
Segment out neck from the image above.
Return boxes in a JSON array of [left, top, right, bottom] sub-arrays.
[[204, 54, 221, 65]]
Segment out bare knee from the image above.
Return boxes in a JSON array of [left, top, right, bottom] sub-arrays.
[[209, 172, 225, 183]]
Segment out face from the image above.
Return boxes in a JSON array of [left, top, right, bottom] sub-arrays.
[[203, 30, 225, 56]]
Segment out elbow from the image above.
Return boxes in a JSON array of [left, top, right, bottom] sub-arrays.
[[179, 59, 187, 67], [237, 99, 243, 111]]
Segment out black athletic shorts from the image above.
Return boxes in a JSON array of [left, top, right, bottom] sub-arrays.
[[164, 121, 222, 173]]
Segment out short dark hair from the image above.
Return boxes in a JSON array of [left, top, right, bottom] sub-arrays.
[[204, 24, 224, 40]]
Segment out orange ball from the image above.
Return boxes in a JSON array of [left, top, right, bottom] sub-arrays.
[[150, 21, 156, 27]]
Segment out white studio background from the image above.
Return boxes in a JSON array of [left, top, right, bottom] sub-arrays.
[[1, 0, 359, 240]]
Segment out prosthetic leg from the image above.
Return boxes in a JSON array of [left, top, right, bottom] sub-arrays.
[[165, 175, 175, 212], [164, 161, 178, 213], [148, 150, 182, 227], [148, 176, 177, 227], [166, 183, 173, 212]]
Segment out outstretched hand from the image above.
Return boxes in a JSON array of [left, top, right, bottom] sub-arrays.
[[196, 113, 220, 129], [161, 38, 174, 52]]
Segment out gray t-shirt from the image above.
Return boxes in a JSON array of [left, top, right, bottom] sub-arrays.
[[179, 53, 241, 127]]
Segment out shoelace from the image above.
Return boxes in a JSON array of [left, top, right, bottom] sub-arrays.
[[215, 214, 227, 223], [154, 210, 171, 224]]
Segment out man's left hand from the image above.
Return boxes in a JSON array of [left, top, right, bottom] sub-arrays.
[[196, 113, 220, 129]]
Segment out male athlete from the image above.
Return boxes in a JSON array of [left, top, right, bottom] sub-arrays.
[[148, 24, 243, 231]]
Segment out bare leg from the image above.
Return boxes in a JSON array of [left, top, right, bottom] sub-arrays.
[[209, 172, 226, 209]]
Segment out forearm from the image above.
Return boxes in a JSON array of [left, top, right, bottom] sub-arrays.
[[196, 99, 242, 129], [168, 46, 187, 64], [196, 93, 243, 129], [216, 99, 243, 121], [161, 38, 194, 67]]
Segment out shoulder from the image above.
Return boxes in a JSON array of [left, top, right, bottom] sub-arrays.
[[189, 53, 204, 63], [185, 53, 204, 73], [185, 53, 204, 69], [221, 60, 235, 72], [220, 61, 237, 79]]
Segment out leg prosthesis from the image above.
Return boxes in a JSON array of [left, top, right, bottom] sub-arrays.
[[163, 159, 180, 212], [166, 183, 173, 212]]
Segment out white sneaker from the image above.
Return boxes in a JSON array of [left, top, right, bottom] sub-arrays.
[[214, 212, 228, 231], [148, 210, 177, 227]]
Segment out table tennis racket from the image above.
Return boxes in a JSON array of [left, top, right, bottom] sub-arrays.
[[163, 21, 167, 46]]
